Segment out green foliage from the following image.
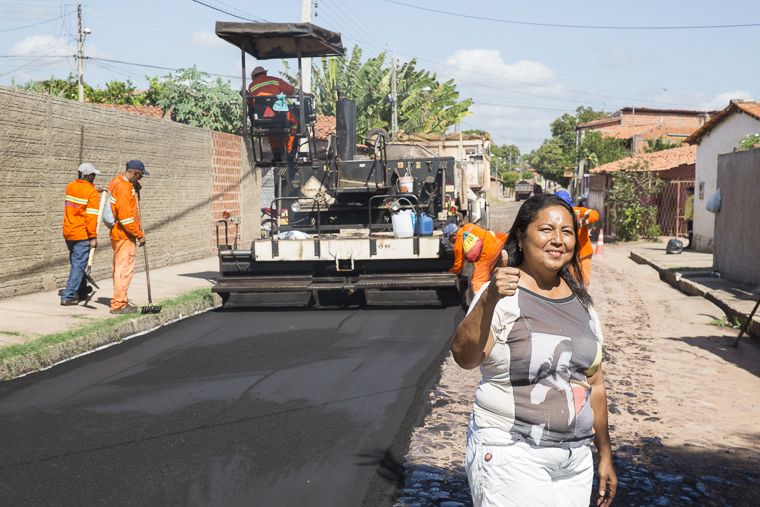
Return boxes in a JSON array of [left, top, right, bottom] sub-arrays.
[[738, 130, 760, 149], [644, 135, 683, 153], [491, 143, 521, 172], [521, 170, 534, 179], [605, 164, 664, 242], [157, 66, 242, 134], [14, 72, 162, 106], [500, 171, 520, 188], [283, 45, 472, 141], [530, 139, 569, 186], [533, 106, 626, 185], [579, 131, 628, 168]]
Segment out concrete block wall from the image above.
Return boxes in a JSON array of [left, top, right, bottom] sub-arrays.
[[714, 147, 760, 285], [0, 86, 258, 300]]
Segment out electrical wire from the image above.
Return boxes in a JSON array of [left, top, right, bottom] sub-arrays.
[[0, 14, 65, 32], [87, 56, 241, 80], [189, 0, 267, 22], [382, 0, 760, 30]]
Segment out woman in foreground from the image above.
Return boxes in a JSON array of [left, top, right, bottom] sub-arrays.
[[451, 194, 616, 507]]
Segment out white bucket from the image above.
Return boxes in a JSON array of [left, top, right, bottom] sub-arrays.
[[392, 211, 414, 238], [398, 176, 414, 193]]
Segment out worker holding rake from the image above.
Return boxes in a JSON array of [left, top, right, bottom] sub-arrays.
[[108, 160, 147, 314]]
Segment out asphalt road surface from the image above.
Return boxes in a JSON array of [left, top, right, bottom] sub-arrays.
[[0, 306, 463, 506]]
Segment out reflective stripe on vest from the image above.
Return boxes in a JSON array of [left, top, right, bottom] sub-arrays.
[[250, 80, 282, 93]]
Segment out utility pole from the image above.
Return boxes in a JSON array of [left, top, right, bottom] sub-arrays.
[[390, 57, 398, 141], [301, 0, 312, 94], [77, 2, 83, 102]]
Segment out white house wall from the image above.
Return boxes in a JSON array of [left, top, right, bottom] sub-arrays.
[[694, 113, 760, 251]]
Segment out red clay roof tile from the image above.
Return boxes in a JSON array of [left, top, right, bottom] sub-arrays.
[[589, 145, 696, 174]]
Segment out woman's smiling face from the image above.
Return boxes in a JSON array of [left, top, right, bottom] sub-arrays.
[[518, 206, 576, 277]]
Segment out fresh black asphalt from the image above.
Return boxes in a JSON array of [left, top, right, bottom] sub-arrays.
[[0, 306, 463, 506]]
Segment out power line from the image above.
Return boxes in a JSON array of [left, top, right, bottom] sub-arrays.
[[0, 14, 64, 32], [87, 56, 241, 80], [189, 0, 267, 22], [382, 0, 760, 30]]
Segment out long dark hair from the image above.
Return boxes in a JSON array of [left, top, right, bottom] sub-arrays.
[[503, 194, 592, 308]]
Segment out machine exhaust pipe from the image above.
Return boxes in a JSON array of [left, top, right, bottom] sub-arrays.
[[336, 98, 356, 161]]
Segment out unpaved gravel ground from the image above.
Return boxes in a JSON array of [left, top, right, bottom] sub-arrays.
[[394, 199, 760, 507]]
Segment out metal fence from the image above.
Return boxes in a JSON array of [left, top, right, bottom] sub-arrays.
[[655, 179, 694, 237]]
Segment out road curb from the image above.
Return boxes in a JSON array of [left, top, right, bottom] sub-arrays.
[[630, 251, 758, 338], [0, 293, 222, 381]]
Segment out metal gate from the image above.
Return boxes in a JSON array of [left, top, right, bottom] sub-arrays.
[[657, 179, 694, 237]]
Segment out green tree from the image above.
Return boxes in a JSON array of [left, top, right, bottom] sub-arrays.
[[491, 143, 521, 173], [284, 45, 472, 141], [157, 66, 241, 134], [644, 135, 683, 153], [605, 162, 664, 241], [533, 106, 610, 185], [14, 73, 161, 106], [531, 139, 568, 186], [500, 171, 520, 188], [521, 170, 534, 179], [579, 131, 628, 169]]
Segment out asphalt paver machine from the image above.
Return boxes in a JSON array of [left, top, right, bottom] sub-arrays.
[[213, 22, 469, 308]]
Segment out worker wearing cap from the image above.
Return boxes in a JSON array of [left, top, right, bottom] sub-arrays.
[[555, 190, 599, 288], [444, 223, 508, 293], [108, 160, 148, 314], [684, 186, 695, 249], [61, 163, 102, 305], [247, 66, 299, 161]]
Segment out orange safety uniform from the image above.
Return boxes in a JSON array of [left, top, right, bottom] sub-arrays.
[[573, 206, 599, 288], [449, 224, 508, 293], [63, 179, 100, 240], [248, 73, 298, 154], [108, 174, 143, 311]]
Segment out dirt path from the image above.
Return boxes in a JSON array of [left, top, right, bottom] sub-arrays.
[[395, 207, 760, 507]]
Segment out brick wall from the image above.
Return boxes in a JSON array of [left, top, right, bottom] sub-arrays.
[[0, 86, 259, 300], [619, 111, 706, 128]]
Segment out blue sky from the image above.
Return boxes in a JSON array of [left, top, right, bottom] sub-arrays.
[[2, 0, 758, 153]]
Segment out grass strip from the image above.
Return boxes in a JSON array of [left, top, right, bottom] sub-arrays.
[[0, 288, 219, 366]]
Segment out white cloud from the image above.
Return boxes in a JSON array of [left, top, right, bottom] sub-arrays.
[[700, 90, 753, 110], [189, 30, 227, 49], [8, 34, 68, 57], [435, 49, 571, 151]]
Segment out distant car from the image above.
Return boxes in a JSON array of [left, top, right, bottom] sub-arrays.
[[514, 180, 533, 202], [533, 183, 543, 195]]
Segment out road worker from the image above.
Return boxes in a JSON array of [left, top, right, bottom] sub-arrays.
[[555, 190, 599, 287], [247, 66, 299, 162], [444, 222, 508, 293], [108, 160, 147, 314], [61, 163, 101, 305]]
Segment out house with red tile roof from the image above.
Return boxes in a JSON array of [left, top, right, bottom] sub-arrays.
[[587, 145, 696, 239], [683, 99, 760, 251], [576, 107, 714, 154]]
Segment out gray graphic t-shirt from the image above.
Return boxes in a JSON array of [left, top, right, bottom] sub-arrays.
[[468, 284, 603, 448]]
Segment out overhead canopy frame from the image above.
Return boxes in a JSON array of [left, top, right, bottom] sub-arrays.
[[215, 22, 344, 60]]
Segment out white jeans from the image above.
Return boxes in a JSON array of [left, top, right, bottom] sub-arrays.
[[466, 417, 594, 507]]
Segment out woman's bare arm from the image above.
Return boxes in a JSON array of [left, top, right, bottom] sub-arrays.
[[451, 251, 519, 369], [588, 364, 617, 507]]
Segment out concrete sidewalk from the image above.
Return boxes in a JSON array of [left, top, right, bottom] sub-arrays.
[[0, 256, 219, 347], [629, 240, 760, 338]]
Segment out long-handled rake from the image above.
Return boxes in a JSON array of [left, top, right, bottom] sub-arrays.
[[136, 191, 161, 314]]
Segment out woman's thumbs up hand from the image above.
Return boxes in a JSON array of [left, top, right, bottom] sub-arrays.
[[488, 250, 521, 299]]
